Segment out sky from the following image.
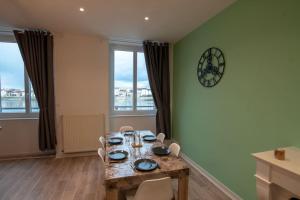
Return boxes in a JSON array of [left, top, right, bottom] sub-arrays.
[[114, 51, 150, 89], [0, 42, 24, 90]]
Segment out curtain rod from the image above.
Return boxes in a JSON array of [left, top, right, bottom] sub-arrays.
[[0, 25, 23, 31], [0, 30, 14, 36], [109, 39, 169, 46], [0, 26, 21, 36], [0, 26, 51, 35], [109, 38, 143, 45], [0, 30, 13, 33]]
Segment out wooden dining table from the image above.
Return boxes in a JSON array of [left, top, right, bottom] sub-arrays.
[[104, 130, 190, 200]]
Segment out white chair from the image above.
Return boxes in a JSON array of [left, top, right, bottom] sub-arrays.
[[98, 148, 106, 162], [99, 136, 105, 148], [119, 125, 134, 132], [156, 132, 165, 143], [126, 177, 173, 200], [169, 143, 180, 157]]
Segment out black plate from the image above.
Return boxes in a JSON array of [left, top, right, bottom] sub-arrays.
[[124, 130, 134, 136], [134, 159, 158, 171], [108, 150, 128, 160], [108, 137, 123, 145], [152, 146, 170, 156], [143, 135, 156, 142]]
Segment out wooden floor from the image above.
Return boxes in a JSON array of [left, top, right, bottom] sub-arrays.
[[0, 156, 229, 200]]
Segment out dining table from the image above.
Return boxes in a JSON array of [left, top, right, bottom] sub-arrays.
[[104, 130, 190, 200]]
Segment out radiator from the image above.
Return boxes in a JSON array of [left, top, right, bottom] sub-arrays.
[[62, 114, 105, 153]]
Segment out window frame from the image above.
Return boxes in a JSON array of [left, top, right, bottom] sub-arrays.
[[0, 36, 39, 119], [110, 43, 156, 116]]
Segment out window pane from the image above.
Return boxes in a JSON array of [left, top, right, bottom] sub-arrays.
[[30, 83, 39, 112], [114, 50, 133, 111], [137, 52, 155, 110], [0, 42, 25, 113]]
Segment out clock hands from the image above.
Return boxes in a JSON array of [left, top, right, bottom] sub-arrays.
[[198, 52, 221, 86], [205, 50, 222, 76], [200, 67, 220, 79], [199, 64, 211, 77], [211, 66, 222, 77], [202, 51, 216, 75], [207, 49, 213, 71]]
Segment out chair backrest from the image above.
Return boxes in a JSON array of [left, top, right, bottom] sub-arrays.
[[169, 143, 180, 157], [134, 177, 173, 200], [99, 136, 105, 148], [98, 148, 106, 162], [156, 132, 165, 143], [119, 125, 134, 132]]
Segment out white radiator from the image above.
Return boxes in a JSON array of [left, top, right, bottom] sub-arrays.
[[62, 114, 105, 153]]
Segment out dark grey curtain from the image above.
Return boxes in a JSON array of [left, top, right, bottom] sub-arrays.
[[143, 41, 171, 139], [14, 30, 56, 151]]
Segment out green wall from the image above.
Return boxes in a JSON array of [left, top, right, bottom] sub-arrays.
[[172, 0, 300, 199]]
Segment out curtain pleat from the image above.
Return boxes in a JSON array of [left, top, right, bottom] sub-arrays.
[[143, 41, 171, 139], [14, 30, 56, 151]]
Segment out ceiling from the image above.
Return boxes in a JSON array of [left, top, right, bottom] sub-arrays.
[[0, 0, 235, 43]]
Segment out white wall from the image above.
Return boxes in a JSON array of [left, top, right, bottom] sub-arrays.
[[0, 119, 40, 157], [54, 33, 110, 154], [110, 116, 156, 133]]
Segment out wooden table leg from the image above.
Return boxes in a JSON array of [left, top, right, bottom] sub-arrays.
[[178, 173, 189, 200], [106, 187, 118, 200]]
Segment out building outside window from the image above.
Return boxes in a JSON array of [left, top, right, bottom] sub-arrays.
[[0, 40, 39, 117], [110, 44, 155, 115]]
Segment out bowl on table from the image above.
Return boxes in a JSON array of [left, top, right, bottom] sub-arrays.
[[133, 158, 158, 171], [152, 146, 170, 156], [142, 135, 156, 142], [108, 137, 123, 145], [108, 150, 128, 160], [123, 130, 135, 136]]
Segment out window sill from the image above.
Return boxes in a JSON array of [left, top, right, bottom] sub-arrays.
[[0, 113, 39, 120], [0, 117, 39, 121], [110, 114, 156, 118]]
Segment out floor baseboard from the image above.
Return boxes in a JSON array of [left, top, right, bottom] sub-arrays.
[[0, 151, 98, 161], [55, 151, 97, 158], [180, 152, 242, 200], [0, 152, 55, 161]]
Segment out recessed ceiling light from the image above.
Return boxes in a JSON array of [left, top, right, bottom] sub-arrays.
[[144, 17, 149, 21], [79, 7, 85, 12]]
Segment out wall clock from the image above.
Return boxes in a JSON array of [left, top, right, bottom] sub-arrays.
[[197, 47, 225, 87]]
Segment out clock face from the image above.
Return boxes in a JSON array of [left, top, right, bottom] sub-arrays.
[[197, 47, 225, 87]]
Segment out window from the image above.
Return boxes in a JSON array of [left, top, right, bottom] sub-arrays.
[[0, 41, 39, 117], [111, 44, 155, 114]]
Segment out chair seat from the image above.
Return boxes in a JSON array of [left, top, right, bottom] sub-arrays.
[[124, 177, 173, 200], [125, 188, 136, 200], [126, 194, 134, 200]]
